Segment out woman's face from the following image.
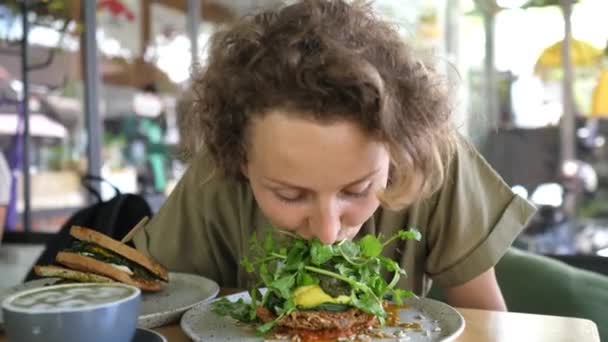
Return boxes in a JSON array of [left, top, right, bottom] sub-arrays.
[[243, 110, 391, 244]]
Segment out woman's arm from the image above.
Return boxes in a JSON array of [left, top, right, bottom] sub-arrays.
[[443, 267, 507, 311]]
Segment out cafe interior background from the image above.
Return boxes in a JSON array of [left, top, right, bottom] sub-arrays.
[[0, 0, 607, 337]]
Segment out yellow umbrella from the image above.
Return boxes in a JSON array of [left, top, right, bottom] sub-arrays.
[[534, 38, 603, 73], [590, 68, 608, 118]]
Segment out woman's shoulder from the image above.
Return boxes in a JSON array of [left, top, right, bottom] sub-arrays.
[[177, 148, 258, 224], [139, 147, 260, 250]]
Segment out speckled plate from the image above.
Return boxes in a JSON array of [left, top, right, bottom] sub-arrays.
[[138, 272, 219, 328], [0, 272, 219, 331], [181, 291, 465, 342]]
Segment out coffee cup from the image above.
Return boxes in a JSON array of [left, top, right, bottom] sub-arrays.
[[2, 282, 141, 342]]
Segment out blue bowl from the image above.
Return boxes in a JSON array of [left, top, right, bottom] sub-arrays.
[[133, 328, 166, 342], [2, 283, 141, 342]]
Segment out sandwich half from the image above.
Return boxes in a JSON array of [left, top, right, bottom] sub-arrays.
[[34, 265, 115, 283], [35, 226, 169, 292]]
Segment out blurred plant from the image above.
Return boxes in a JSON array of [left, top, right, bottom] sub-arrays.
[[578, 197, 608, 218], [3, 0, 74, 21], [103, 132, 127, 148], [46, 144, 67, 171], [1, 0, 80, 42], [103, 132, 127, 170], [1, 0, 81, 75]]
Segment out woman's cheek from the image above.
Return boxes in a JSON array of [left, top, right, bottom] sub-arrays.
[[341, 196, 380, 228]]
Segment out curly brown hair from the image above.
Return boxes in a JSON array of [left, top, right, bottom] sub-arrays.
[[179, 0, 458, 209]]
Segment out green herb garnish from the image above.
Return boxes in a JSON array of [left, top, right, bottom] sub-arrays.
[[211, 228, 421, 334]]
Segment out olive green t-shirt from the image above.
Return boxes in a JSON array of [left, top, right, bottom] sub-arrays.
[[133, 140, 536, 295]]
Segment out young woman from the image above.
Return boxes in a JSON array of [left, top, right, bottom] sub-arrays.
[[133, 0, 536, 311]]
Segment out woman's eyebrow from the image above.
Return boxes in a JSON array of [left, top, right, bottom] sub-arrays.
[[264, 169, 380, 190]]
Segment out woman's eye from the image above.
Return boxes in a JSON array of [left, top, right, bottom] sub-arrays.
[[342, 183, 372, 198], [275, 191, 304, 203]]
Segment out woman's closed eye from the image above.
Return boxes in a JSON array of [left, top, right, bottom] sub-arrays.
[[275, 190, 306, 203], [272, 182, 373, 203], [341, 182, 373, 198]]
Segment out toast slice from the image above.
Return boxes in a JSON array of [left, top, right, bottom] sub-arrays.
[[70, 226, 169, 282], [34, 265, 116, 283], [56, 252, 165, 292]]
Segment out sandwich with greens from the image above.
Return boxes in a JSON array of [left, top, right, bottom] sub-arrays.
[[212, 228, 421, 340], [34, 226, 169, 292]]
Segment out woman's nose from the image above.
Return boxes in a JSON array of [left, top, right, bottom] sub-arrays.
[[309, 200, 341, 244]]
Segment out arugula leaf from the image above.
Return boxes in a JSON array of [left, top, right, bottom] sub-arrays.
[[275, 297, 296, 316], [310, 239, 334, 265], [263, 232, 275, 253], [337, 240, 361, 261], [335, 263, 355, 277], [391, 288, 416, 306], [358, 235, 383, 258], [382, 228, 422, 248], [379, 256, 402, 273], [398, 229, 422, 241], [352, 292, 385, 319], [259, 263, 272, 285], [285, 239, 307, 270], [265, 291, 284, 314], [296, 271, 318, 287], [257, 321, 276, 334], [269, 274, 296, 299], [242, 256, 254, 273], [211, 297, 257, 323], [249, 288, 263, 320], [256, 298, 296, 334], [305, 303, 351, 311]]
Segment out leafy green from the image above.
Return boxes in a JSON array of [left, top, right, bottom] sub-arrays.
[[391, 289, 416, 306], [211, 227, 422, 334], [305, 303, 351, 311], [359, 235, 383, 258], [269, 274, 296, 299], [211, 297, 257, 323], [296, 271, 318, 287], [310, 240, 334, 265], [318, 273, 351, 297]]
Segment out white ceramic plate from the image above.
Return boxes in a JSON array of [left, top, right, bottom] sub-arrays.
[[181, 291, 465, 342], [0, 272, 219, 330]]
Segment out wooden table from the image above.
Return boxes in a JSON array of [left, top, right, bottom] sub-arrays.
[[1, 308, 599, 342], [0, 288, 600, 342], [151, 308, 600, 342]]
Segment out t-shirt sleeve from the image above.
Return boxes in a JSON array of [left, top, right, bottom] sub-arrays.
[[424, 138, 537, 287], [132, 151, 244, 286]]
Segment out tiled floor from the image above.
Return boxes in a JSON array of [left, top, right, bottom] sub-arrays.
[[0, 244, 44, 289]]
